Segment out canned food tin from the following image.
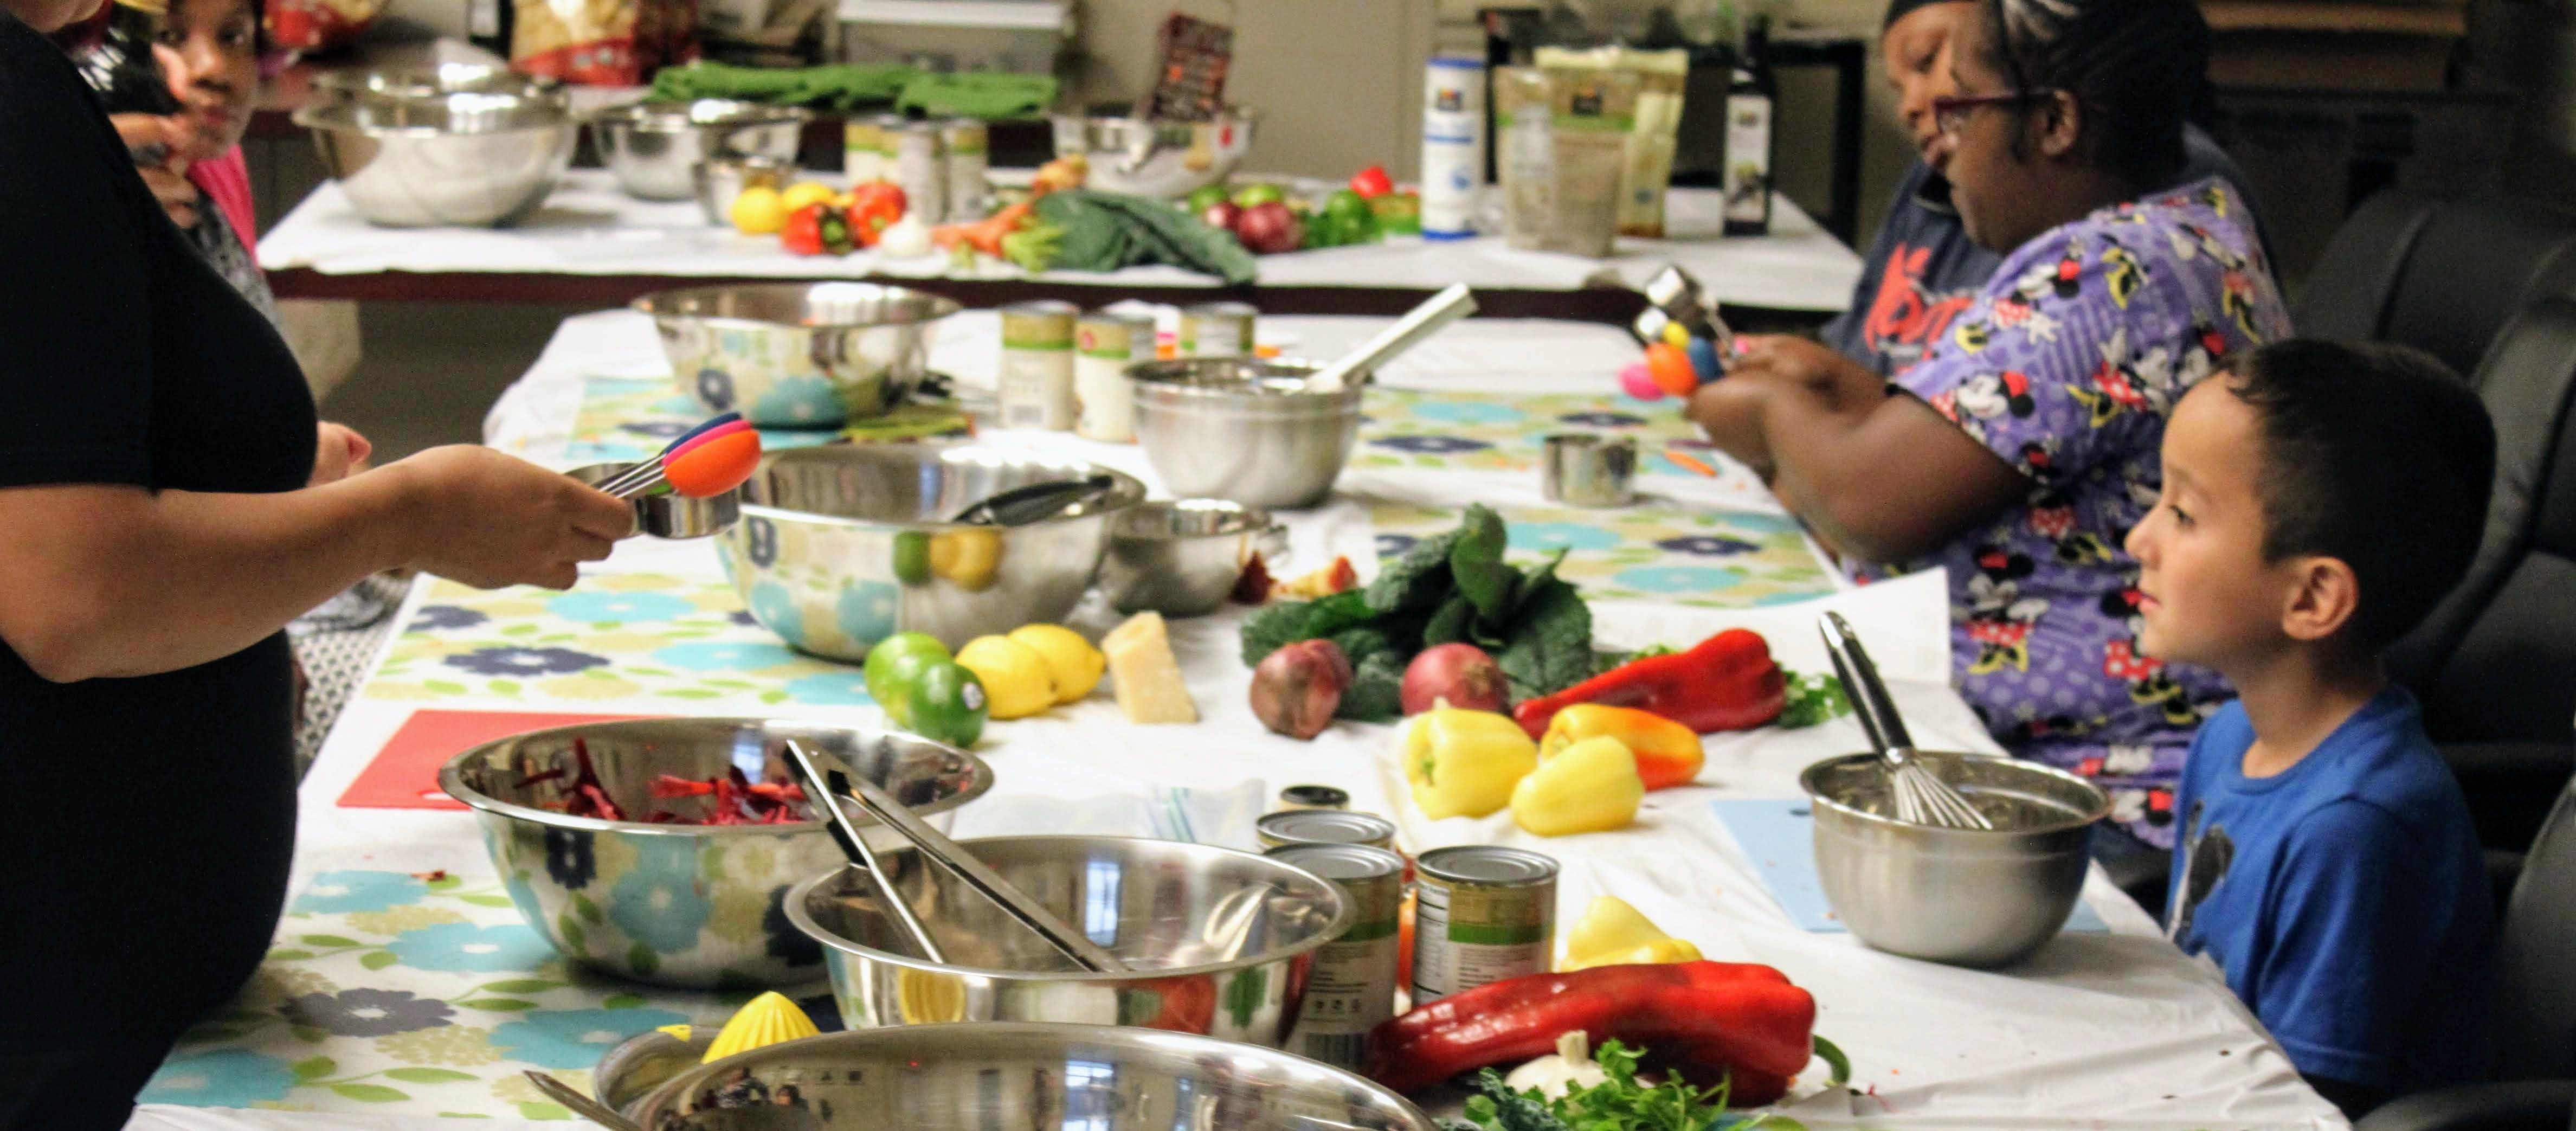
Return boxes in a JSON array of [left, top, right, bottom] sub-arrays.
[[1179, 301, 1258, 358], [1278, 784, 1351, 811], [997, 300, 1078, 430], [1257, 809, 1397, 851], [1266, 844, 1405, 1069], [888, 118, 949, 226], [1412, 845, 1556, 1003], [843, 117, 887, 183], [942, 118, 989, 221], [1073, 309, 1154, 442]]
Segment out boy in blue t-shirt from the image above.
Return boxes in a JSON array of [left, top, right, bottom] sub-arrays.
[[2123, 339, 2498, 1116]]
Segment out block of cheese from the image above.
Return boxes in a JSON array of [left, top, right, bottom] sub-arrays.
[[1102, 611, 1198, 724]]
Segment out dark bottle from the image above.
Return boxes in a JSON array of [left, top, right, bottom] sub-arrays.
[[1722, 16, 1776, 236], [470, 0, 516, 62]]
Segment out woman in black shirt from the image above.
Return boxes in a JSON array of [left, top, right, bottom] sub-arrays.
[[0, 1, 635, 1123]]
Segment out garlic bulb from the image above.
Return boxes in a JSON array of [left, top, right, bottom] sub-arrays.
[[1502, 1031, 1613, 1098]]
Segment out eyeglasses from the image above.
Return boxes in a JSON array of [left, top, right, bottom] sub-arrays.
[[1929, 90, 2050, 136]]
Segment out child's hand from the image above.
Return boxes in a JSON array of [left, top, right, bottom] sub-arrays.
[[110, 114, 200, 230], [309, 422, 373, 487]]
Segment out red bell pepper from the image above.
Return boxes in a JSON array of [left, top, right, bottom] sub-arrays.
[[847, 182, 906, 247], [1350, 164, 1394, 198], [1512, 628, 1786, 738], [1363, 960, 1814, 1103]]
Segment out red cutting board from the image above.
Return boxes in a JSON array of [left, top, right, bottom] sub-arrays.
[[339, 709, 655, 809]]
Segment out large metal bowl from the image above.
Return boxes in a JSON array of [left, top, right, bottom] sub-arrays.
[[1053, 108, 1258, 199], [1801, 750, 2110, 968], [592, 99, 810, 201], [439, 718, 994, 988], [723, 445, 1143, 660], [626, 1023, 1437, 1130], [294, 76, 576, 227], [786, 836, 1349, 1049], [1099, 499, 1287, 618], [1131, 358, 1367, 510], [635, 282, 962, 428]]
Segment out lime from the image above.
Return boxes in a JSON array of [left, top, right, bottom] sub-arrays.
[[862, 632, 951, 718], [1185, 184, 1232, 214], [904, 661, 988, 747], [1231, 182, 1285, 209], [891, 531, 932, 586]]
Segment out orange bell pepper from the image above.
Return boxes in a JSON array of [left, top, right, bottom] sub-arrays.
[[1538, 704, 1706, 791]]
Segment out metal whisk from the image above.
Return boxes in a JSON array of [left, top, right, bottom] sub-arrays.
[[1818, 612, 1993, 830]]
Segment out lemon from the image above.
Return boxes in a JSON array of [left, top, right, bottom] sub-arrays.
[[1008, 624, 1104, 704], [956, 635, 1055, 720], [780, 182, 839, 214], [730, 185, 788, 235]]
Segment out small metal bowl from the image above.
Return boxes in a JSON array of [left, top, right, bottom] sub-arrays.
[[439, 718, 994, 988], [1099, 499, 1286, 618], [1801, 750, 2109, 968], [785, 836, 1348, 1048], [624, 1023, 1439, 1130], [695, 153, 796, 227], [1052, 107, 1259, 199], [567, 462, 740, 539], [1130, 358, 1368, 511], [593, 99, 810, 201]]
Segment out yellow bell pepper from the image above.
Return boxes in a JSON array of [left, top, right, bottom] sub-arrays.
[[1509, 735, 1644, 836], [1563, 937, 1706, 971], [1540, 704, 1705, 791], [1563, 896, 1702, 970], [1404, 708, 1538, 820]]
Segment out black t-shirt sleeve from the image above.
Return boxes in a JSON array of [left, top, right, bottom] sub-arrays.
[[0, 23, 157, 489]]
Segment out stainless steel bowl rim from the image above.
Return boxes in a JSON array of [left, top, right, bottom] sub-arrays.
[[590, 99, 814, 130], [436, 717, 996, 838], [1127, 358, 1366, 405], [1111, 499, 1271, 538], [630, 284, 965, 338], [629, 1021, 1424, 1125], [1800, 750, 2111, 836], [293, 100, 572, 139], [741, 447, 1147, 534], [784, 835, 1355, 981]]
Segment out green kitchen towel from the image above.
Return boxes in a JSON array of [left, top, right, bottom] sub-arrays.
[[893, 72, 1059, 120], [648, 60, 916, 111]]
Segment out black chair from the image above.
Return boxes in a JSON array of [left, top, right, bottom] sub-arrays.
[[2295, 191, 2576, 384], [2385, 295, 2576, 859], [2354, 772, 2576, 1131]]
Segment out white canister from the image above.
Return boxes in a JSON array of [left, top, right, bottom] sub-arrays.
[[1074, 310, 1154, 442], [1422, 55, 1486, 240]]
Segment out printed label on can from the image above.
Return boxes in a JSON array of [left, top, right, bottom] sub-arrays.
[[1180, 307, 1255, 358], [1000, 305, 1077, 430], [843, 120, 885, 183], [1411, 873, 1551, 1002], [944, 120, 990, 219], [1071, 317, 1139, 443], [1291, 918, 1400, 1068], [892, 125, 949, 227]]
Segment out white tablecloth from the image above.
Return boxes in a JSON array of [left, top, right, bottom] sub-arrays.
[[133, 312, 2339, 1130], [257, 175, 1864, 313]]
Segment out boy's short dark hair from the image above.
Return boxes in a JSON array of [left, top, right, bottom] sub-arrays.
[[2226, 339, 2496, 647]]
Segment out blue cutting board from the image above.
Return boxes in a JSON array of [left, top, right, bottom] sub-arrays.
[[1709, 799, 2109, 933]]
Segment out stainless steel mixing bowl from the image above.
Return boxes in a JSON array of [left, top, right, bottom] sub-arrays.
[[294, 76, 576, 227], [312, 63, 564, 105], [626, 1023, 1437, 1130], [439, 718, 993, 988], [1052, 109, 1258, 198], [786, 836, 1348, 1048], [696, 153, 794, 226], [723, 445, 1143, 660], [591, 99, 810, 201], [1130, 359, 1367, 511], [1801, 750, 2110, 968], [1098, 499, 1286, 618], [634, 282, 962, 428]]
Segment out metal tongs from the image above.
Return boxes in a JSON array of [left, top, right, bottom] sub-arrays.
[[783, 740, 1127, 972]]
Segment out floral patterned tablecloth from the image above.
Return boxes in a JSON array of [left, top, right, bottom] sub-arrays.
[[143, 867, 784, 1120], [366, 576, 877, 712]]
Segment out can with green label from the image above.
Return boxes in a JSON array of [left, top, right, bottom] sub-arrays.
[[943, 118, 989, 220], [1180, 301, 1257, 358], [1266, 844, 1404, 1069], [1411, 845, 1555, 1003], [999, 300, 1078, 430], [843, 117, 887, 183]]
